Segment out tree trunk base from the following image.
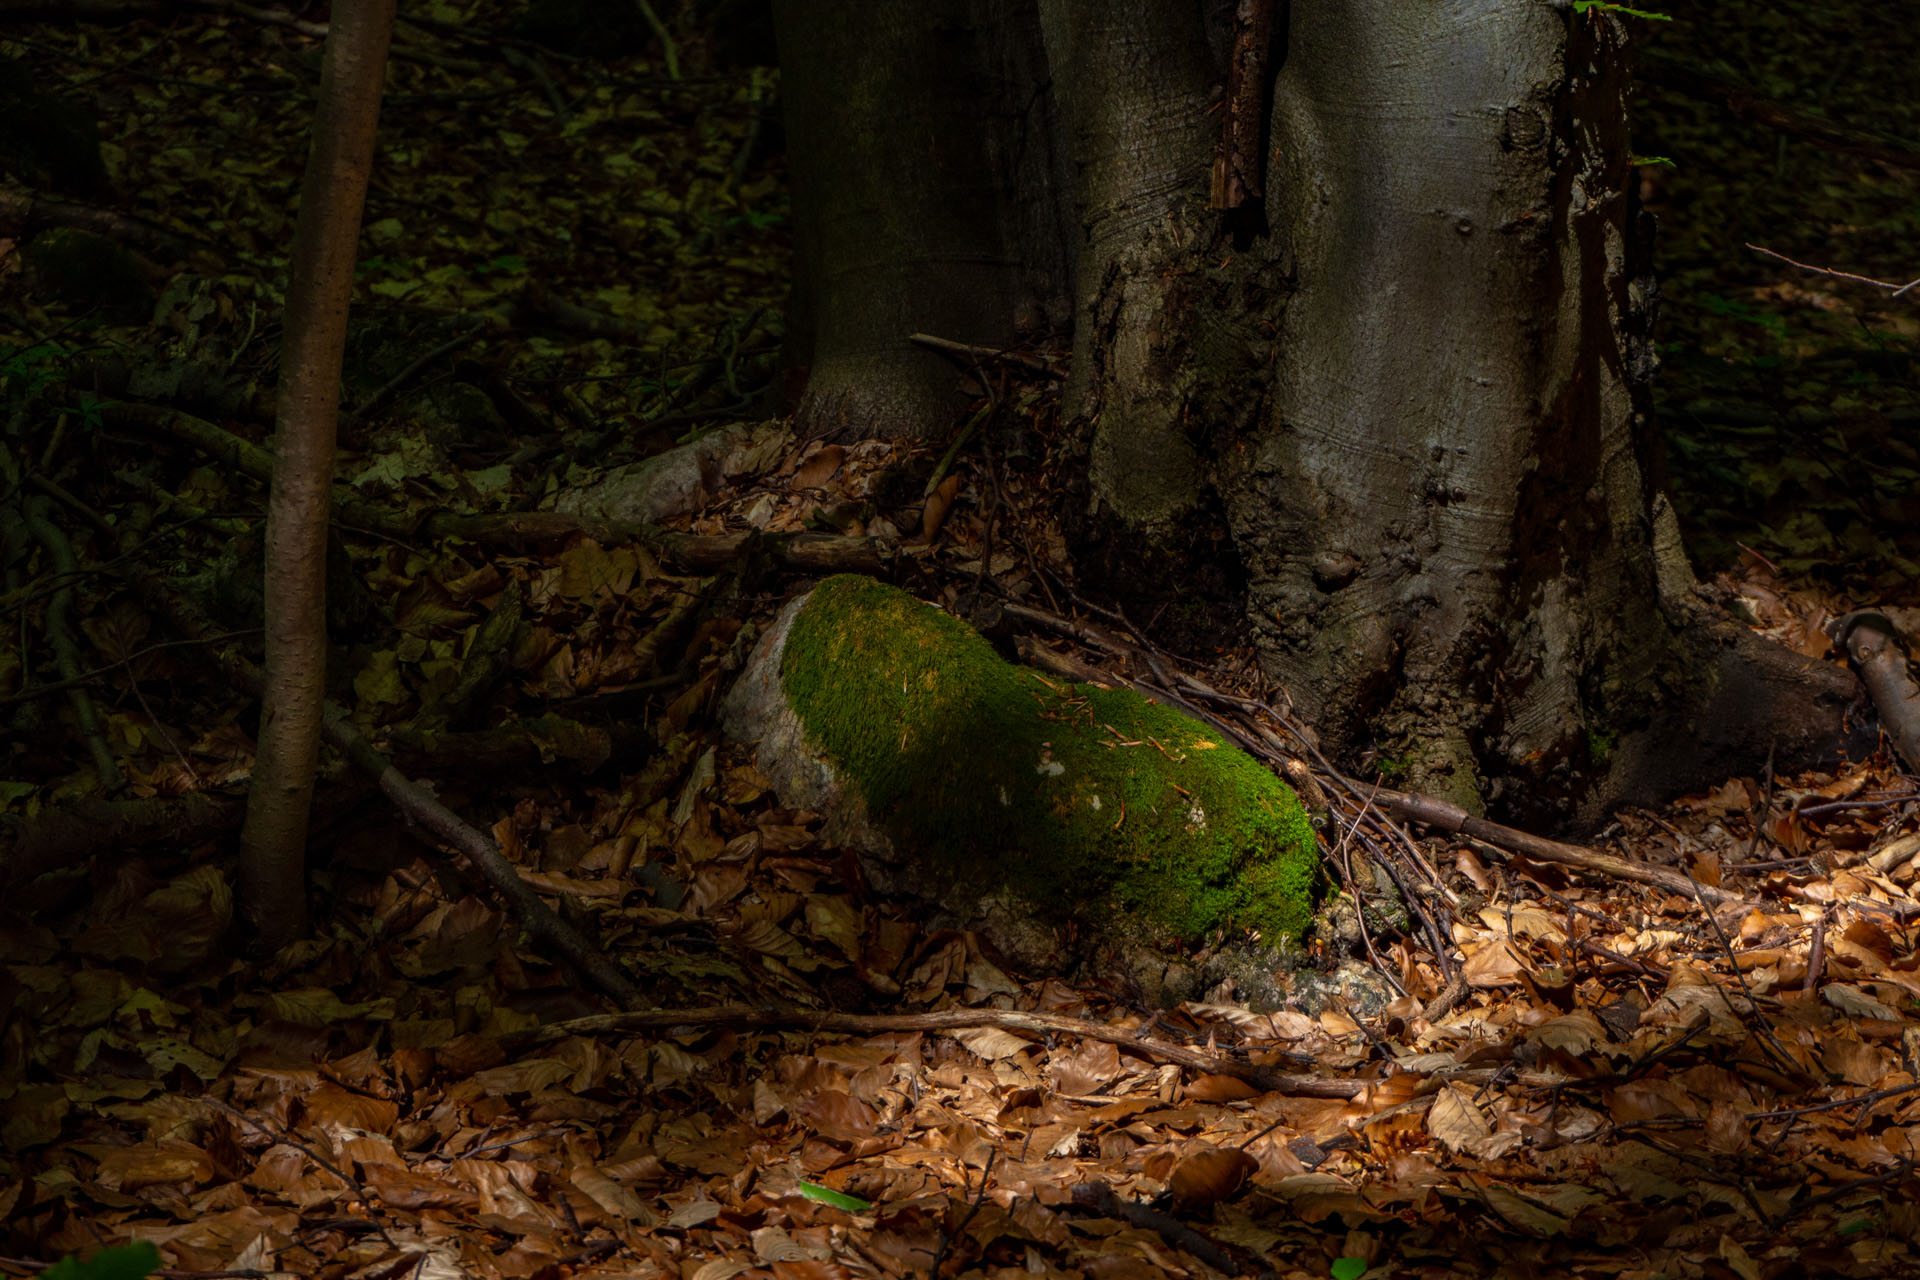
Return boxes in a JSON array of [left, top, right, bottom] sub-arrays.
[[1582, 601, 1871, 829]]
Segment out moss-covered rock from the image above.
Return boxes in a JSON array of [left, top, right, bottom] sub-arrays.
[[724, 575, 1319, 976]]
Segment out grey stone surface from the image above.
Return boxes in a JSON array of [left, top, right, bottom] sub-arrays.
[[558, 422, 787, 525]]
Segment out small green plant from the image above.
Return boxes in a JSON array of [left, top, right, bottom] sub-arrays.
[[470, 253, 528, 277], [0, 339, 73, 397], [45, 1242, 160, 1280], [1573, 1, 1672, 19], [1332, 1258, 1368, 1280], [797, 1181, 872, 1212], [1585, 725, 1617, 767]]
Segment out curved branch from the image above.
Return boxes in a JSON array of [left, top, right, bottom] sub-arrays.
[[1833, 613, 1920, 775]]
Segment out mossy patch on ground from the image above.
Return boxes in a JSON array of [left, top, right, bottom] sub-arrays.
[[779, 575, 1319, 944]]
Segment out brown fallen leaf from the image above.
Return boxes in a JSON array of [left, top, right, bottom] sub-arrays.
[[791, 444, 846, 490], [1185, 1073, 1262, 1103], [920, 474, 964, 542], [1164, 1144, 1257, 1214]]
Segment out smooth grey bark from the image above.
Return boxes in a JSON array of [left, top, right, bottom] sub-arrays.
[[1223, 1, 1854, 819], [1034, 0, 1277, 647], [776, 0, 1861, 823], [1238, 0, 1634, 808], [775, 0, 1071, 438], [1037, 0, 1216, 525]]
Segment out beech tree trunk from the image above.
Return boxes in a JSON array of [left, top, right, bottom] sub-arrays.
[[773, 0, 1860, 823], [240, 0, 395, 948], [775, 0, 1072, 438]]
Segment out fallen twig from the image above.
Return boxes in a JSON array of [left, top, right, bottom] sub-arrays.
[[201, 1097, 397, 1248], [929, 1149, 997, 1279], [346, 314, 493, 426], [384, 714, 640, 775], [134, 579, 645, 1005], [1377, 787, 1751, 906], [1746, 244, 1920, 302], [1638, 55, 1920, 175], [511, 1004, 1366, 1098], [1066, 1182, 1254, 1277], [909, 331, 1064, 379], [0, 183, 205, 259]]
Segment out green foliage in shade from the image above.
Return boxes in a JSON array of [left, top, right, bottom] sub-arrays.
[[1331, 1259, 1368, 1280], [45, 1243, 160, 1280], [1635, 1, 1920, 588], [779, 576, 1318, 943], [0, 340, 72, 397], [798, 1181, 872, 1211]]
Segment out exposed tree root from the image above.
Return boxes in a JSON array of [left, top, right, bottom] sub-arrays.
[[0, 792, 239, 887], [0, 183, 204, 260], [1833, 612, 1920, 775], [1591, 603, 1870, 828], [384, 714, 642, 775], [112, 397, 900, 575]]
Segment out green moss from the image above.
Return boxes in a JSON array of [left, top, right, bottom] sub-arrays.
[[780, 576, 1319, 943], [1585, 724, 1617, 768]]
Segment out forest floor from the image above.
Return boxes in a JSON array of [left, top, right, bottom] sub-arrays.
[[3, 4, 1920, 1280]]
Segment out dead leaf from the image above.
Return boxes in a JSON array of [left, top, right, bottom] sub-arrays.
[[1426, 1085, 1490, 1152], [1185, 1074, 1262, 1103], [791, 444, 846, 489], [1823, 984, 1900, 1022], [1461, 939, 1527, 988], [1164, 1145, 1257, 1213], [569, 1165, 658, 1225], [1718, 1234, 1763, 1280], [954, 1026, 1034, 1062], [1480, 1184, 1572, 1237], [94, 1140, 215, 1190], [1690, 845, 1723, 886], [920, 474, 963, 542]]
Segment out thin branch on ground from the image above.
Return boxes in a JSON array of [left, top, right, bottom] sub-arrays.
[[1747, 243, 1920, 301], [510, 1004, 1366, 1098]]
